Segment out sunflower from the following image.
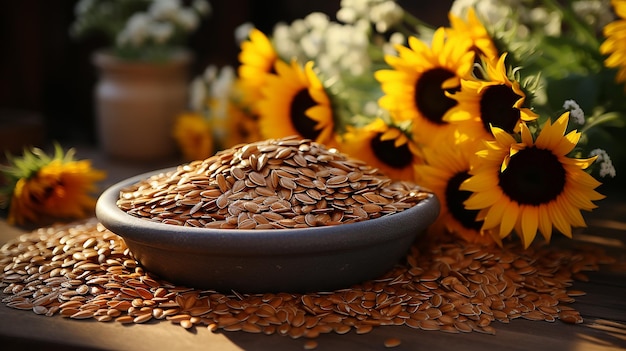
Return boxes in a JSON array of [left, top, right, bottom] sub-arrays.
[[461, 112, 605, 248], [221, 99, 262, 149], [375, 27, 475, 147], [5, 156, 106, 226], [237, 28, 279, 112], [172, 112, 213, 161], [338, 118, 422, 181], [600, 0, 626, 89], [445, 53, 538, 141], [414, 130, 498, 245], [448, 7, 499, 62], [257, 60, 336, 146]]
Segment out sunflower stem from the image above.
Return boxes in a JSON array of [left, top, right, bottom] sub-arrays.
[[400, 11, 435, 37]]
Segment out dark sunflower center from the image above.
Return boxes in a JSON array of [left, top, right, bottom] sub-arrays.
[[479, 84, 522, 134], [445, 171, 483, 231], [499, 146, 566, 205], [290, 88, 321, 140], [370, 133, 413, 169], [414, 68, 460, 125]]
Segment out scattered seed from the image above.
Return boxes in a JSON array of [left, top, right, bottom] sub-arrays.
[[0, 203, 615, 341], [304, 340, 318, 350], [384, 338, 402, 348]]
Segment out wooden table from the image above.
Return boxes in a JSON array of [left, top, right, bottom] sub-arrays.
[[1, 147, 625, 351]]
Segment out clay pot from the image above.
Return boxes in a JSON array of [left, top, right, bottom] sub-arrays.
[[92, 49, 192, 161]]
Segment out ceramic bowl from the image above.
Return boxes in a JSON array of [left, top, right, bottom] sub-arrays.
[[95, 168, 440, 293]]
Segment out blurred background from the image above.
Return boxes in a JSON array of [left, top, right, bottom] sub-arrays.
[[0, 1, 453, 153]]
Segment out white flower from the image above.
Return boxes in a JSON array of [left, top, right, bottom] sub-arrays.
[[202, 64, 218, 83], [383, 31, 405, 56], [272, 14, 372, 80], [304, 12, 331, 30], [74, 0, 95, 16], [175, 9, 200, 31], [563, 99, 585, 125], [589, 149, 617, 178], [118, 13, 152, 47], [71, 0, 210, 60], [150, 22, 174, 44], [323, 22, 371, 77], [192, 0, 212, 16], [234, 22, 254, 44], [190, 65, 237, 144], [337, 0, 372, 24], [451, 0, 527, 36], [337, 0, 402, 33], [529, 7, 561, 36], [272, 23, 301, 61], [369, 1, 404, 33], [149, 0, 182, 21], [363, 101, 380, 116], [210, 66, 236, 100], [189, 76, 207, 112], [299, 13, 331, 59]]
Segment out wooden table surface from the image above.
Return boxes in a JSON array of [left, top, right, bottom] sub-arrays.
[[1, 147, 625, 351]]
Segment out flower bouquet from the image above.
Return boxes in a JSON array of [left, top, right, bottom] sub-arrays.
[[173, 0, 624, 248]]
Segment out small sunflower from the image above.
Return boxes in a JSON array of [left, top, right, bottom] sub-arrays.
[[375, 27, 475, 147], [338, 118, 422, 181], [461, 112, 605, 248], [414, 130, 498, 245], [600, 0, 626, 89], [237, 28, 279, 112], [448, 7, 499, 62], [222, 100, 262, 149], [172, 112, 213, 161], [446, 53, 538, 141], [257, 60, 336, 146], [1, 145, 106, 225]]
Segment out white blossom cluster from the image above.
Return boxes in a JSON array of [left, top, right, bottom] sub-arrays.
[[272, 12, 373, 79], [268, 0, 409, 82], [451, 0, 560, 37], [451, 0, 615, 38], [563, 99, 585, 125], [336, 0, 405, 33], [589, 149, 617, 178], [117, 0, 211, 48], [189, 65, 236, 144], [71, 0, 211, 58]]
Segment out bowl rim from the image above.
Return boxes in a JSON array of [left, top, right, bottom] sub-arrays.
[[96, 168, 440, 256]]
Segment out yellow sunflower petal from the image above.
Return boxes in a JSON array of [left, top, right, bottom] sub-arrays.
[[520, 206, 539, 248], [463, 188, 501, 209], [481, 199, 507, 230], [548, 200, 572, 238], [499, 200, 519, 238], [520, 123, 534, 145], [537, 203, 553, 242], [535, 112, 568, 151], [491, 126, 517, 146]]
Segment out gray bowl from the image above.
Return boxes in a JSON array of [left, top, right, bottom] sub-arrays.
[[95, 168, 440, 293]]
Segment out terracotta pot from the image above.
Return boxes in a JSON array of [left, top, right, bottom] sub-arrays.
[[92, 50, 192, 161]]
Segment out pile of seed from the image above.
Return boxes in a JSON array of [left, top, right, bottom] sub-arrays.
[[1, 219, 614, 347], [116, 136, 429, 229]]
